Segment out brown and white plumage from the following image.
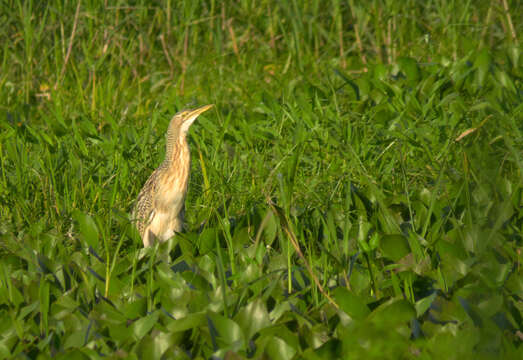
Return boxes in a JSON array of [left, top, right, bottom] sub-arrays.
[[133, 105, 213, 247]]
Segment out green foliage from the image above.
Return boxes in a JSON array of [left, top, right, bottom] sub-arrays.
[[0, 0, 522, 358]]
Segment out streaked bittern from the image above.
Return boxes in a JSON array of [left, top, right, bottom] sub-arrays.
[[133, 104, 213, 247]]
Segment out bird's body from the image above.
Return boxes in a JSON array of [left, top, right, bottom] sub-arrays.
[[133, 105, 213, 247]]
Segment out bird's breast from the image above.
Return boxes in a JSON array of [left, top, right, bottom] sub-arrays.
[[156, 167, 189, 212], [148, 209, 183, 241]]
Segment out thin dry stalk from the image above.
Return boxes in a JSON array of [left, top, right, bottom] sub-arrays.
[[338, 28, 346, 68], [386, 18, 392, 64], [221, 3, 226, 31], [159, 34, 174, 75], [348, 2, 367, 67], [227, 19, 240, 58], [266, 198, 339, 310], [55, 1, 81, 90], [392, 16, 396, 62], [480, 2, 494, 45], [268, 5, 276, 50], [179, 30, 189, 95], [166, 1, 171, 39], [253, 211, 273, 249], [338, 13, 346, 68], [91, 69, 96, 114], [501, 0, 517, 41]]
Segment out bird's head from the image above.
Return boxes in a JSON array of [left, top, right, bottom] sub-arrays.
[[168, 104, 214, 139]]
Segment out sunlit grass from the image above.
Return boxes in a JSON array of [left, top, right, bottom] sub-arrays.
[[0, 0, 521, 358]]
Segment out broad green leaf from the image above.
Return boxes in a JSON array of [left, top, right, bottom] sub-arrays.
[[373, 64, 388, 81], [314, 339, 342, 358], [258, 324, 300, 351], [380, 235, 410, 262], [234, 298, 271, 339], [0, 263, 24, 306], [132, 311, 159, 340], [369, 299, 416, 326], [109, 323, 133, 343], [357, 217, 372, 253], [55, 349, 90, 360], [166, 312, 206, 333], [198, 227, 218, 254], [232, 226, 250, 249], [397, 57, 420, 82], [136, 332, 174, 360], [457, 296, 483, 327], [475, 253, 511, 289], [265, 337, 296, 360], [39, 279, 50, 335], [18, 301, 38, 321], [407, 232, 424, 261], [415, 292, 437, 317], [333, 287, 370, 320], [505, 271, 523, 295], [121, 298, 147, 319], [507, 44, 519, 67], [473, 48, 491, 87], [207, 312, 243, 346], [0, 342, 10, 359], [63, 330, 85, 349], [93, 302, 126, 324], [72, 210, 99, 248]]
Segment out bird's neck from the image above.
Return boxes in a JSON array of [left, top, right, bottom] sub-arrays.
[[164, 135, 190, 167]]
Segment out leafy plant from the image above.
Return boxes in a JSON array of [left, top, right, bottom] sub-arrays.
[[0, 0, 521, 358]]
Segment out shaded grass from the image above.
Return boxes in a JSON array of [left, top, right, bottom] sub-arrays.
[[0, 0, 522, 358]]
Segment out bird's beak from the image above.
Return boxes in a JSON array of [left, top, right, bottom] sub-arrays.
[[187, 104, 214, 121], [181, 104, 214, 133]]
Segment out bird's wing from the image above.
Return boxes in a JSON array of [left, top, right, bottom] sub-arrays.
[[133, 169, 161, 234]]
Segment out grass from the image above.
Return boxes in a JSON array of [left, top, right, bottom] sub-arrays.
[[0, 0, 521, 358]]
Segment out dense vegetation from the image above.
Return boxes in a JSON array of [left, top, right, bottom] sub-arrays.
[[0, 0, 521, 358]]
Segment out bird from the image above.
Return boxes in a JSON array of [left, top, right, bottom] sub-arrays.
[[133, 104, 214, 247]]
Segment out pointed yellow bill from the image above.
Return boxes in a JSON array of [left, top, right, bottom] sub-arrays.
[[181, 104, 214, 132]]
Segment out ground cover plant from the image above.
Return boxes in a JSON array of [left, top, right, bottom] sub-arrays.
[[0, 0, 521, 358]]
